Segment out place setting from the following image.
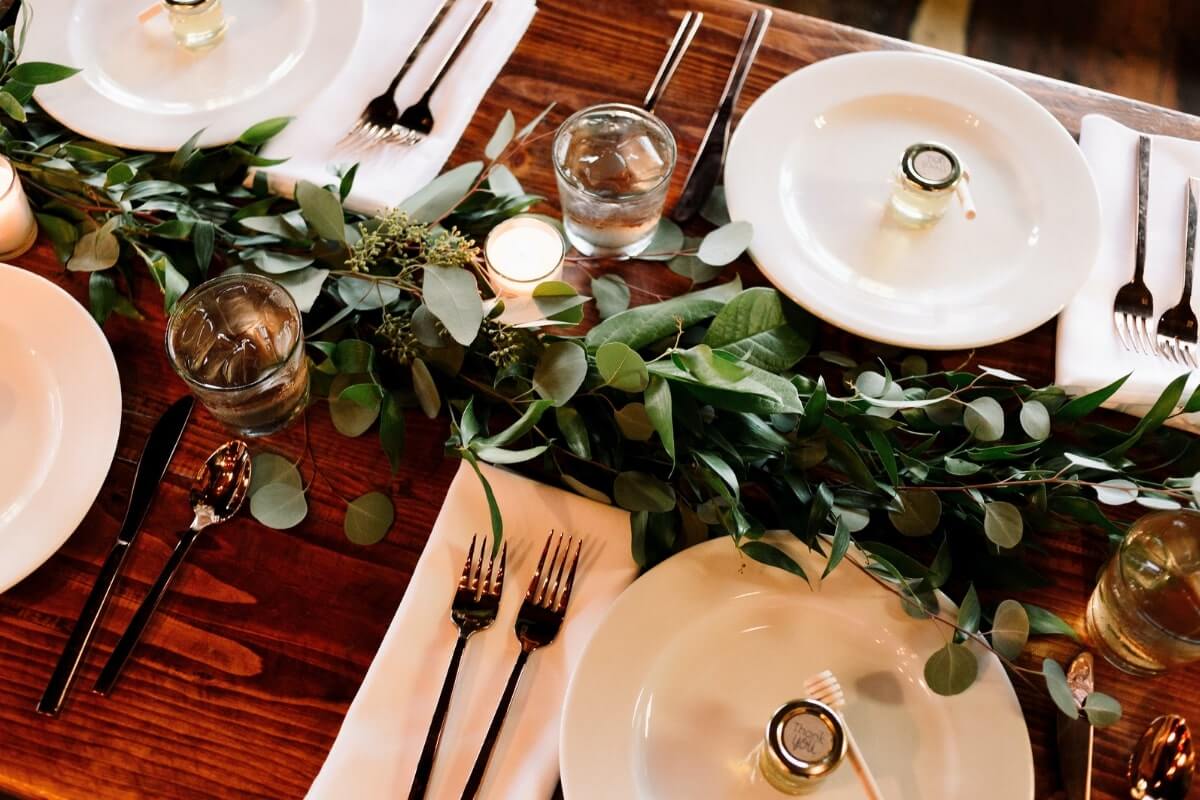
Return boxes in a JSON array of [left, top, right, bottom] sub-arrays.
[[3, 0, 1200, 799]]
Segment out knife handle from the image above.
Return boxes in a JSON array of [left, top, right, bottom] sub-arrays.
[[36, 541, 130, 716]]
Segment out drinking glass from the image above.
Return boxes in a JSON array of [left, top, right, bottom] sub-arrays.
[[166, 273, 309, 436], [1086, 510, 1200, 675], [552, 102, 677, 257]]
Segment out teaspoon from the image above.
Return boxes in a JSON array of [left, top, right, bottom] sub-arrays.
[[94, 440, 252, 695], [1129, 715, 1194, 800]]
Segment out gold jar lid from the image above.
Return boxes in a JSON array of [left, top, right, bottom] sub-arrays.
[[762, 698, 847, 784], [900, 142, 962, 192]]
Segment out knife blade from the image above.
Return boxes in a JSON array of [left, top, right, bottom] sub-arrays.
[[37, 395, 194, 716], [672, 7, 772, 222], [1056, 651, 1095, 800]]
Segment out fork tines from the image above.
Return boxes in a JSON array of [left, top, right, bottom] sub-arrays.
[[525, 531, 582, 613], [460, 534, 506, 599]]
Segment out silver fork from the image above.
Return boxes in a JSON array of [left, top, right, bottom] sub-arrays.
[[804, 670, 885, 800], [1114, 134, 1158, 355], [340, 0, 457, 151], [406, 535, 507, 800], [1156, 177, 1200, 367], [460, 532, 582, 799]]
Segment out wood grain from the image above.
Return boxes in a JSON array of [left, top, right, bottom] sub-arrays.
[[1, 2, 1198, 798]]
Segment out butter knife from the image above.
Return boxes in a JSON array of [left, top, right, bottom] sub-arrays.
[[37, 395, 194, 716], [1056, 651, 1095, 800]]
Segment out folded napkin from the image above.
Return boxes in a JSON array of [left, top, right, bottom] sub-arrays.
[[258, 0, 537, 215], [1056, 114, 1200, 431], [307, 461, 637, 799]]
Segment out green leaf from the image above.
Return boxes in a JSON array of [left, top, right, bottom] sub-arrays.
[[1056, 373, 1131, 421], [925, 388, 963, 426], [957, 584, 981, 634], [669, 252, 725, 284], [944, 456, 982, 476], [644, 376, 675, 463], [169, 127, 204, 173], [35, 213, 78, 263], [990, 599, 1030, 660], [641, 219, 684, 259], [344, 492, 394, 545], [700, 185, 731, 226], [192, 220, 215, 274], [462, 450, 503, 552], [866, 429, 899, 486], [533, 341, 587, 406], [591, 274, 630, 319], [596, 341, 649, 392], [486, 164, 523, 197], [561, 474, 611, 504], [398, 161, 483, 223], [702, 287, 809, 370], [696, 450, 740, 501], [1043, 659, 1079, 719], [555, 406, 591, 459], [67, 217, 120, 272], [329, 374, 380, 437], [485, 110, 516, 159], [273, 267, 329, 313], [250, 482, 308, 530], [0, 89, 24, 121], [423, 264, 484, 346], [586, 277, 742, 350], [339, 164, 359, 200], [516, 102, 556, 140], [742, 541, 808, 580], [87, 271, 116, 324], [1094, 478, 1138, 506], [613, 471, 676, 512], [1022, 604, 1081, 641], [249, 453, 302, 495], [295, 180, 346, 242], [1019, 400, 1051, 440], [822, 519, 851, 578], [379, 391, 406, 473], [1103, 372, 1189, 457], [697, 221, 753, 266], [924, 643, 979, 696], [411, 358, 440, 418], [796, 377, 827, 436], [1083, 692, 1122, 727], [615, 402, 655, 441], [964, 396, 1005, 442], [9, 61, 80, 85], [334, 339, 374, 373], [239, 116, 293, 146], [472, 444, 549, 464], [475, 399, 553, 448], [888, 490, 942, 537], [984, 501, 1024, 548]]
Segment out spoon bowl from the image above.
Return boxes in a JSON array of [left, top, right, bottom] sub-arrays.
[[1129, 715, 1194, 800], [189, 439, 252, 527]]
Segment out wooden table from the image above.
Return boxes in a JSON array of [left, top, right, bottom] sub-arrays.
[[1, 1, 1198, 797]]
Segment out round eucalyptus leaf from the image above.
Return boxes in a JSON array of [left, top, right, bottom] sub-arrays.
[[1083, 692, 1122, 727], [855, 370, 888, 398], [1136, 493, 1182, 510], [412, 304, 451, 347], [1019, 400, 1051, 440], [989, 599, 1030, 660], [888, 490, 942, 537], [944, 456, 982, 476], [596, 341, 648, 392], [613, 471, 676, 512], [1094, 478, 1138, 506], [984, 501, 1023, 548], [344, 491, 394, 545], [925, 387, 963, 426], [901, 355, 928, 377], [329, 374, 380, 437], [411, 357, 441, 418], [533, 341, 587, 406], [250, 482, 308, 530], [964, 396, 1005, 442], [923, 642, 979, 696], [697, 221, 753, 266], [249, 452, 301, 496], [591, 274, 630, 319], [830, 504, 870, 533], [641, 218, 684, 259], [615, 402, 654, 441], [1043, 659, 1079, 719]]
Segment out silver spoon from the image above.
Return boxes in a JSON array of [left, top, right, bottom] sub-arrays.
[[1129, 715, 1194, 800], [94, 440, 252, 695]]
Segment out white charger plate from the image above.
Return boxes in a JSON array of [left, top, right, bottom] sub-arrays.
[[725, 51, 1101, 349], [23, 0, 365, 150], [0, 264, 121, 592], [560, 534, 1034, 799]]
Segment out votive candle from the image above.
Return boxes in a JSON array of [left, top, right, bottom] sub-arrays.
[[484, 216, 566, 296], [0, 157, 37, 260]]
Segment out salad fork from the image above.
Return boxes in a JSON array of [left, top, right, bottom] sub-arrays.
[[460, 532, 582, 799], [804, 670, 884, 800], [407, 536, 506, 800], [1113, 135, 1157, 355], [1156, 177, 1200, 367]]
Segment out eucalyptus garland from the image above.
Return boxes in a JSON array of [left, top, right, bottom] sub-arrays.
[[11, 20, 1198, 720]]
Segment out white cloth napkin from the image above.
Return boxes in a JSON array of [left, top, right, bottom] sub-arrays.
[[307, 461, 637, 800], [257, 0, 537, 215], [1056, 114, 1200, 431]]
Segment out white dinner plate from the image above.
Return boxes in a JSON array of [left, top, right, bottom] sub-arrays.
[[0, 264, 121, 592], [725, 51, 1101, 349], [23, 0, 365, 150], [560, 534, 1034, 799]]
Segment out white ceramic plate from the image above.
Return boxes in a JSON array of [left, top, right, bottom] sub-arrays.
[[560, 534, 1034, 799], [23, 0, 365, 150], [725, 51, 1101, 349], [0, 264, 121, 592]]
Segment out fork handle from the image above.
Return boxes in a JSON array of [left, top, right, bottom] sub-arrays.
[[1134, 134, 1151, 282], [408, 633, 470, 800], [1183, 178, 1199, 303], [421, 0, 493, 102], [385, 0, 457, 97], [459, 648, 530, 800]]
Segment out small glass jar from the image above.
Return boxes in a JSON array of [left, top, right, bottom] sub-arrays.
[[484, 216, 566, 296], [0, 156, 37, 259], [163, 0, 227, 50], [757, 699, 847, 794], [889, 142, 963, 227]]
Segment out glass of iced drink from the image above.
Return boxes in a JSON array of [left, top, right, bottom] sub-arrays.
[[552, 103, 677, 257], [1086, 510, 1200, 675], [166, 273, 309, 436]]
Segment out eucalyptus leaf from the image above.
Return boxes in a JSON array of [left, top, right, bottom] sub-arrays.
[[1043, 659, 1079, 719], [249, 453, 302, 496], [924, 642, 979, 696], [591, 274, 630, 319], [742, 541, 807, 580], [250, 482, 308, 530], [822, 519, 851, 578], [485, 110, 515, 159], [1095, 478, 1138, 506], [344, 491, 394, 545], [272, 266, 329, 313], [888, 490, 942, 537], [562, 474, 611, 504], [597, 341, 649, 392], [700, 185, 731, 226], [1083, 692, 1122, 727], [10, 62, 80, 85], [487, 164, 523, 197], [1019, 400, 1051, 440], [669, 252, 725, 284], [473, 444, 549, 464], [296, 180, 346, 242], [475, 399, 553, 448], [555, 406, 592, 459], [613, 471, 676, 512], [640, 219, 684, 260], [984, 502, 1024, 548], [67, 217, 120, 272], [697, 221, 753, 266], [702, 287, 809, 371], [957, 584, 981, 634], [398, 161, 483, 223], [990, 599, 1030, 660], [423, 264, 484, 345], [329, 374, 380, 436], [411, 358, 440, 418], [615, 403, 655, 441], [925, 388, 963, 426], [1022, 604, 1081, 641], [533, 341, 587, 406], [645, 375, 675, 463], [239, 116, 293, 145], [964, 396, 1005, 442], [586, 278, 742, 350]]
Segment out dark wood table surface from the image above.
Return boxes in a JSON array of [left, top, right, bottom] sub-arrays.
[[2, 1, 1199, 798]]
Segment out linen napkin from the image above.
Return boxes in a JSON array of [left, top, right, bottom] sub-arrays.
[[307, 461, 637, 799], [1056, 114, 1200, 431], [257, 0, 537, 215]]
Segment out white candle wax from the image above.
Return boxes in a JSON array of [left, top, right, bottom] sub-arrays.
[[0, 157, 36, 259], [485, 216, 565, 295]]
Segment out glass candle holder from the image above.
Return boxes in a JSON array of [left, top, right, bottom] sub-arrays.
[[0, 157, 38, 260], [162, 0, 227, 49], [166, 273, 309, 436], [484, 216, 565, 295], [553, 102, 676, 257], [1086, 510, 1200, 675]]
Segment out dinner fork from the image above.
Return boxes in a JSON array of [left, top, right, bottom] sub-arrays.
[[1156, 177, 1200, 367], [460, 532, 582, 799], [1113, 135, 1157, 355], [804, 670, 884, 800], [340, 0, 456, 150], [407, 536, 506, 800]]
